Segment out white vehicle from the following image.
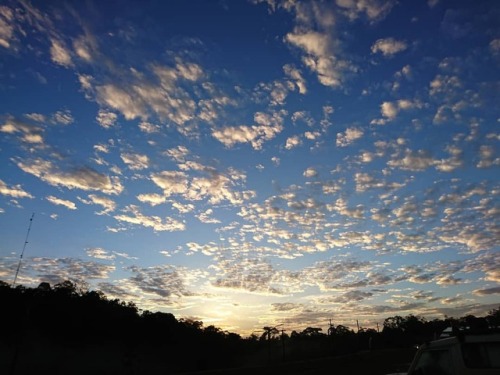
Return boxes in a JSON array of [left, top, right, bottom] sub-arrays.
[[406, 332, 500, 375]]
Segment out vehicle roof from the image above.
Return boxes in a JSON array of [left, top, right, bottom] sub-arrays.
[[425, 333, 500, 348]]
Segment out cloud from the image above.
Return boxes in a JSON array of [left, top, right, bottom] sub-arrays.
[[473, 286, 500, 296], [93, 143, 110, 154], [86, 247, 115, 260], [427, 0, 440, 8], [336, 0, 396, 22], [477, 145, 499, 168], [490, 39, 500, 55], [96, 110, 118, 129], [51, 110, 74, 125], [0, 179, 33, 199], [46, 195, 77, 210], [381, 99, 421, 120], [49, 38, 73, 67], [196, 208, 221, 224], [285, 135, 302, 150], [18, 257, 115, 285], [332, 290, 373, 303], [291, 111, 315, 126], [283, 64, 307, 94], [164, 145, 190, 162], [15, 158, 123, 195], [387, 149, 437, 171], [138, 121, 160, 133], [280, 2, 354, 88], [429, 74, 462, 97], [212, 110, 285, 150], [271, 302, 304, 312], [255, 80, 293, 106], [336, 127, 364, 147], [136, 193, 167, 207], [127, 264, 199, 302], [91, 58, 204, 125], [114, 205, 185, 232], [371, 38, 407, 56], [150, 171, 189, 197], [96, 84, 148, 121], [1, 117, 44, 145], [212, 257, 300, 295], [24, 113, 46, 122], [0, 6, 16, 49], [303, 167, 318, 178], [120, 152, 150, 170], [85, 194, 116, 215], [286, 30, 346, 88], [301, 259, 373, 291]]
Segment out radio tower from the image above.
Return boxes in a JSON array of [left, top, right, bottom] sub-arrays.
[[12, 213, 35, 287]]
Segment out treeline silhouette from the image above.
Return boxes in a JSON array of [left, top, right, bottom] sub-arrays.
[[1, 280, 499, 374]]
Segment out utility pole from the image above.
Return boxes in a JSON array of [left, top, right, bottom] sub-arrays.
[[13, 213, 35, 287], [328, 318, 334, 336], [281, 328, 286, 361]]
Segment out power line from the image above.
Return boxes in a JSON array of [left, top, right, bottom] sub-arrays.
[[12, 213, 35, 287]]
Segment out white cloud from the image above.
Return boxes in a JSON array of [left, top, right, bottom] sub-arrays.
[[86, 247, 115, 260], [73, 34, 96, 62], [120, 152, 150, 170], [0, 6, 15, 49], [429, 75, 462, 96], [1, 118, 44, 145], [291, 111, 314, 126], [371, 38, 407, 57], [16, 158, 123, 195], [114, 205, 185, 232], [46, 195, 77, 210], [477, 145, 499, 168], [164, 145, 190, 162], [49, 38, 73, 67], [336, 0, 396, 22], [379, 99, 422, 121], [490, 39, 500, 55], [136, 193, 167, 206], [336, 127, 364, 147], [150, 171, 189, 197], [387, 149, 437, 171], [427, 0, 440, 8], [87, 194, 116, 215], [283, 64, 307, 94], [303, 167, 318, 178], [21, 257, 115, 285], [24, 113, 46, 122], [96, 109, 118, 129], [96, 84, 147, 121], [286, 30, 345, 88], [196, 208, 221, 224], [138, 121, 160, 133], [285, 135, 302, 150], [52, 110, 74, 125], [278, 1, 355, 88], [0, 179, 34, 199], [212, 111, 285, 150]]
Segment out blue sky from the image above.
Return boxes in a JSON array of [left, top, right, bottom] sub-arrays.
[[0, 0, 499, 335]]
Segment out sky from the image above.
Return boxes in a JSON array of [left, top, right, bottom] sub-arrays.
[[0, 0, 499, 335]]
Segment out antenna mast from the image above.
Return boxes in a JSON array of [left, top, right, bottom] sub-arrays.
[[12, 213, 35, 287]]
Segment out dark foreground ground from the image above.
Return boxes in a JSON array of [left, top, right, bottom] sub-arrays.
[[181, 348, 415, 375], [2, 336, 415, 375]]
